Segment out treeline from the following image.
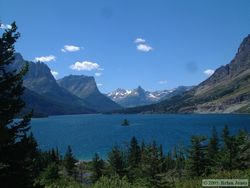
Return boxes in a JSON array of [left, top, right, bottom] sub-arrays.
[[100, 126, 250, 187], [33, 126, 250, 188]]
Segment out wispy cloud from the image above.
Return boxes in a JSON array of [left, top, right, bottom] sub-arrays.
[[134, 38, 146, 43], [0, 23, 12, 29], [137, 44, 153, 52], [97, 83, 103, 87], [95, 72, 102, 76], [70, 61, 100, 71], [50, 70, 59, 78], [204, 69, 215, 76], [134, 37, 153, 52], [35, 55, 56, 62], [158, 80, 168, 84], [61, 45, 81, 52]]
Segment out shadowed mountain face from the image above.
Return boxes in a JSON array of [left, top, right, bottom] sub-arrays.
[[119, 34, 250, 114], [58, 75, 121, 112], [107, 86, 193, 107], [12, 54, 94, 116], [12, 54, 120, 116]]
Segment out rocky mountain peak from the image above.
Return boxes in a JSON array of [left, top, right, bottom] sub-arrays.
[[197, 34, 250, 93], [237, 34, 250, 54], [58, 74, 121, 111], [135, 86, 146, 95], [58, 75, 98, 98]]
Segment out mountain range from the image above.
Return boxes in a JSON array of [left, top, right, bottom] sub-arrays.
[[13, 34, 250, 115], [107, 86, 193, 107], [12, 54, 121, 116], [117, 34, 250, 114]]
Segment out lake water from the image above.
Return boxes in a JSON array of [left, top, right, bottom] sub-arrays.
[[30, 114, 250, 160]]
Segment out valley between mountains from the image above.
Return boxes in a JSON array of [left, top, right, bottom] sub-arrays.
[[15, 34, 250, 116]]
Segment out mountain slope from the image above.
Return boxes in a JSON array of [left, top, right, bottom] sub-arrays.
[[107, 86, 192, 107], [58, 75, 121, 112], [13, 54, 95, 115], [119, 34, 250, 114]]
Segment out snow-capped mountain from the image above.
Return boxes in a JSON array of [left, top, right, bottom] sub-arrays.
[[107, 86, 193, 107]]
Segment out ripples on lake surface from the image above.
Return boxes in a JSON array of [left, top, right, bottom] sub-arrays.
[[30, 114, 250, 160]]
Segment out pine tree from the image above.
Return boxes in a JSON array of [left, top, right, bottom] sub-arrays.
[[173, 145, 185, 178], [222, 125, 230, 147], [91, 153, 105, 182], [237, 131, 250, 169], [158, 144, 166, 173], [206, 126, 219, 173], [63, 145, 76, 176], [128, 136, 141, 167], [127, 136, 141, 182], [108, 146, 125, 177], [186, 136, 207, 177], [0, 22, 37, 188], [220, 125, 237, 171]]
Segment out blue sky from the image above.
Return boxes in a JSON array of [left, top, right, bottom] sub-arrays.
[[1, 0, 250, 93]]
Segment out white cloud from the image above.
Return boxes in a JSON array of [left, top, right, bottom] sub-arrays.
[[0, 23, 12, 29], [50, 70, 59, 78], [97, 83, 103, 87], [134, 38, 146, 43], [35, 55, 56, 62], [70, 61, 100, 71], [61, 45, 81, 52], [204, 69, 215, 76], [137, 44, 153, 52], [95, 72, 102, 76], [158, 80, 168, 84]]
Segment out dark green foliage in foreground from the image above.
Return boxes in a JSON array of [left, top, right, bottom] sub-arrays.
[[64, 145, 77, 176], [0, 22, 39, 188], [186, 136, 207, 177], [91, 153, 105, 182], [108, 145, 126, 177]]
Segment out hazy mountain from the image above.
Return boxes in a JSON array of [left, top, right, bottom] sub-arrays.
[[117, 34, 250, 114], [107, 86, 192, 107], [58, 75, 121, 112]]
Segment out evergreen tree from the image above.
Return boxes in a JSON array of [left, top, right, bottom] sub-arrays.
[[220, 125, 237, 171], [148, 140, 161, 187], [127, 137, 141, 182], [128, 136, 141, 167], [158, 144, 166, 173], [91, 153, 105, 182], [140, 140, 146, 164], [186, 136, 207, 177], [206, 126, 219, 173], [222, 125, 230, 147], [108, 146, 125, 177], [237, 132, 250, 169], [63, 145, 76, 176], [38, 162, 59, 185], [173, 145, 185, 178], [0, 22, 37, 188], [165, 152, 175, 171]]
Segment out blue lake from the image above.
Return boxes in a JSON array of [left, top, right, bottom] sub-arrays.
[[30, 114, 250, 160]]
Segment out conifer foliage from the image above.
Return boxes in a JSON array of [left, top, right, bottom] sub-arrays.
[[0, 22, 37, 187]]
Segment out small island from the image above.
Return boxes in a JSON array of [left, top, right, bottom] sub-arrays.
[[121, 119, 129, 126]]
